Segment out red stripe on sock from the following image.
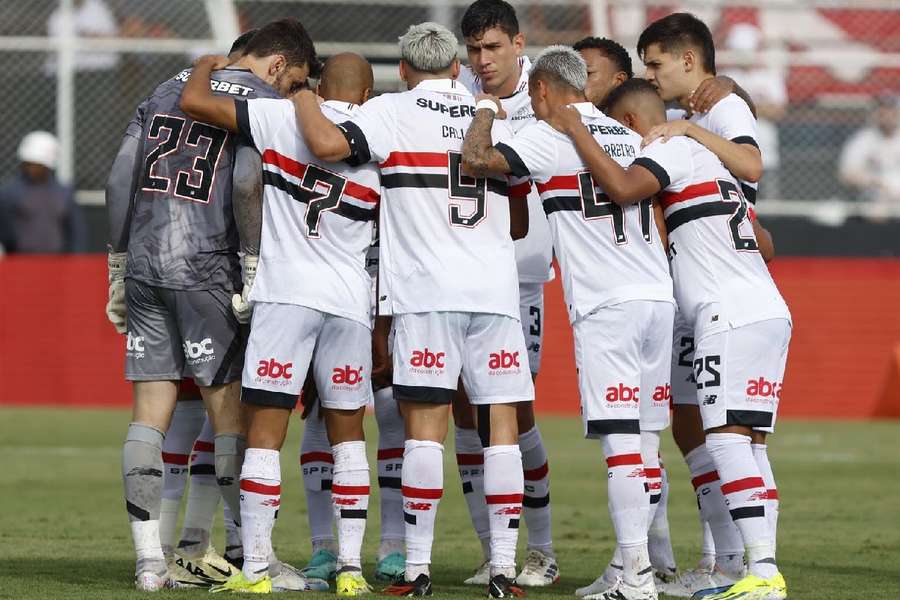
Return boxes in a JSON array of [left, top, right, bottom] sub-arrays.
[[240, 479, 281, 495], [378, 448, 404, 460], [721, 477, 766, 495], [767, 489, 779, 500], [606, 453, 643, 467], [192, 440, 215, 453], [485, 493, 524, 504], [691, 470, 719, 489], [332, 484, 370, 495], [644, 467, 662, 478], [402, 485, 443, 499], [300, 452, 334, 464], [648, 482, 662, 490], [523, 461, 549, 480], [162, 452, 189, 465], [456, 453, 484, 465]]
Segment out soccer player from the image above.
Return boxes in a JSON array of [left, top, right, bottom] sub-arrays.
[[105, 19, 314, 591], [180, 50, 381, 596], [294, 22, 533, 598], [546, 77, 790, 600], [461, 47, 675, 600], [455, 0, 558, 587]]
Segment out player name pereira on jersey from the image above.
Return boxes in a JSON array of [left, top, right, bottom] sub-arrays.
[[459, 56, 555, 284], [337, 78, 522, 319], [124, 68, 279, 292], [235, 98, 380, 327], [496, 102, 674, 323], [636, 135, 790, 333]]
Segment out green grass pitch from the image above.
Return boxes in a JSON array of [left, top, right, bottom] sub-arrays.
[[1, 407, 898, 599]]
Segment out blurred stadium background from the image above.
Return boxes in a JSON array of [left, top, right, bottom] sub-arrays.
[[0, 0, 899, 419]]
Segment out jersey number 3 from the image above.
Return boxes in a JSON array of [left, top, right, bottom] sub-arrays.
[[141, 114, 228, 204]]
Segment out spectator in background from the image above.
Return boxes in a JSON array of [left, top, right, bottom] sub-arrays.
[[0, 131, 85, 253], [721, 23, 788, 200], [839, 94, 900, 222], [44, 0, 120, 75]]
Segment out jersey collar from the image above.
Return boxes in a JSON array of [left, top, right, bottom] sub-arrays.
[[571, 101, 602, 119], [322, 99, 358, 115], [414, 78, 472, 96], [504, 55, 531, 98]]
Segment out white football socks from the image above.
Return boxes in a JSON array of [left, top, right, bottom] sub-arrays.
[[301, 407, 336, 553], [240, 448, 280, 582], [374, 387, 405, 558], [402, 440, 444, 581], [332, 441, 370, 570], [484, 444, 524, 578], [752, 442, 779, 554], [519, 426, 553, 555], [455, 427, 490, 560]]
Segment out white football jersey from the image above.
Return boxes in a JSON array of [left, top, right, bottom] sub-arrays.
[[337, 78, 521, 319], [636, 135, 790, 335], [668, 94, 760, 203], [235, 98, 379, 327], [459, 57, 554, 284], [496, 102, 673, 323]]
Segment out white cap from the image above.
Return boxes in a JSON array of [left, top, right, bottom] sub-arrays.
[[18, 131, 59, 170]]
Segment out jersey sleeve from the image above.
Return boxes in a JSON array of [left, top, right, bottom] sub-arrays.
[[235, 97, 292, 152], [338, 94, 396, 166], [632, 138, 693, 193], [494, 122, 558, 183], [706, 95, 759, 149]]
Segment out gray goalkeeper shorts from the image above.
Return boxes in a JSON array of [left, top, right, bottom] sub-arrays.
[[124, 279, 245, 386]]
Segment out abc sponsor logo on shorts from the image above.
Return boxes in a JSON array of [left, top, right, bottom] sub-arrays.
[[745, 377, 782, 404], [183, 338, 215, 365], [409, 348, 445, 375], [488, 349, 521, 375], [256, 358, 293, 387], [126, 332, 145, 359], [332, 365, 364, 391], [651, 383, 671, 405], [605, 384, 672, 405]]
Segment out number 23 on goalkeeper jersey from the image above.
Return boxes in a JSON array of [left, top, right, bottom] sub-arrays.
[[235, 98, 379, 327]]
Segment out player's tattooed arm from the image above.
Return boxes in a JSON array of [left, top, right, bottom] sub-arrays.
[[643, 120, 763, 183], [232, 145, 263, 255], [546, 104, 661, 204], [461, 98, 513, 177], [180, 55, 239, 132], [293, 90, 351, 162], [690, 76, 758, 118]]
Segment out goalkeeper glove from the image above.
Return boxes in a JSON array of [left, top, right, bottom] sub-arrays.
[[106, 251, 127, 334], [232, 254, 258, 324]]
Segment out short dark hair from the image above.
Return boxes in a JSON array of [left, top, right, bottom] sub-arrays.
[[243, 18, 322, 77], [601, 77, 660, 114], [461, 0, 519, 40], [637, 12, 716, 75], [573, 37, 633, 79], [229, 29, 257, 56]]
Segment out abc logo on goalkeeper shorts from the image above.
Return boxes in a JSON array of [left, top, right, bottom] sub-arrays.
[[126, 332, 145, 359], [182, 337, 215, 366], [255, 358, 293, 387], [331, 365, 364, 392]]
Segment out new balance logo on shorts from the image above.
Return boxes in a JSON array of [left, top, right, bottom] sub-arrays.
[[488, 349, 522, 376], [409, 348, 445, 374], [331, 365, 364, 391], [183, 338, 215, 365], [126, 332, 145, 359], [255, 358, 293, 386], [746, 377, 782, 404], [605, 384, 640, 403]]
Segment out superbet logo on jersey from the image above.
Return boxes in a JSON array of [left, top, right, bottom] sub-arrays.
[[409, 348, 445, 374], [331, 365, 364, 390], [606, 384, 640, 404], [746, 377, 782, 401], [488, 349, 521, 375], [256, 358, 293, 385]]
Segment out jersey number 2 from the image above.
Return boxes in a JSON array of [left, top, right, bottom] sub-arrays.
[[141, 114, 227, 204]]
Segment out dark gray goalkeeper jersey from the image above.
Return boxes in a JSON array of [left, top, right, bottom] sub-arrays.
[[123, 67, 278, 291]]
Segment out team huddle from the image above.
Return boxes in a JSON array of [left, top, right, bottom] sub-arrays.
[[104, 2, 791, 599]]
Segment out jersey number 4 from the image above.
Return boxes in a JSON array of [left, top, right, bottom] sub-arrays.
[[578, 172, 652, 244], [141, 114, 228, 204]]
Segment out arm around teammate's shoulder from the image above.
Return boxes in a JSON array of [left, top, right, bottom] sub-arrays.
[[292, 90, 351, 162], [180, 55, 239, 132], [461, 103, 514, 177]]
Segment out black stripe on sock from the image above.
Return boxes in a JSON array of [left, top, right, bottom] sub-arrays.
[[523, 494, 550, 508], [340, 509, 368, 519], [508, 518, 520, 529], [462, 481, 474, 494], [379, 476, 402, 489], [650, 494, 662, 505], [126, 500, 150, 521], [404, 512, 417, 525], [189, 464, 215, 476], [322, 479, 332, 491], [638, 566, 653, 576], [730, 506, 766, 520]]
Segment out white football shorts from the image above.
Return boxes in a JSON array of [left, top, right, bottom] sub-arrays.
[[241, 303, 372, 411], [392, 311, 534, 405], [694, 318, 791, 433], [574, 300, 675, 438], [518, 282, 545, 375]]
